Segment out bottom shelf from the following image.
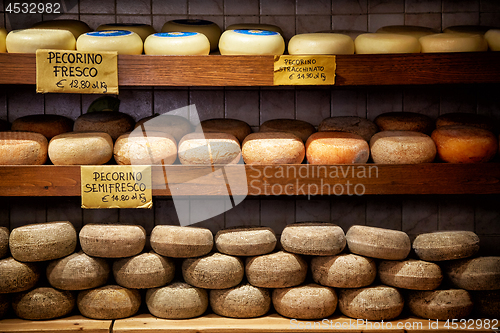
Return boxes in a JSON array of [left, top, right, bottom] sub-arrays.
[[0, 315, 111, 333]]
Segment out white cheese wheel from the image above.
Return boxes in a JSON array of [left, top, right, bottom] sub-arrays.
[[318, 116, 379, 142], [242, 132, 305, 164], [376, 25, 437, 39], [306, 132, 370, 164], [226, 23, 284, 37], [77, 285, 141, 319], [161, 19, 221, 51], [114, 131, 177, 165], [196, 118, 252, 143], [6, 29, 75, 53], [412, 231, 480, 261], [355, 33, 421, 54], [443, 25, 492, 35], [146, 282, 208, 319], [346, 225, 411, 260], [445, 257, 500, 291], [210, 283, 271, 318], [289, 33, 354, 55], [0, 227, 9, 259], [407, 289, 473, 320], [215, 227, 277, 256], [178, 132, 241, 165], [145, 32, 210, 55], [48, 132, 113, 165], [150, 225, 213, 258], [374, 112, 434, 134], [259, 119, 316, 142], [113, 252, 175, 289], [311, 253, 376, 288], [12, 114, 74, 140], [77, 30, 143, 55], [219, 29, 285, 55], [79, 224, 146, 258], [378, 259, 443, 290], [370, 131, 437, 164], [135, 114, 193, 142], [12, 287, 75, 320], [0, 28, 7, 53], [420, 33, 488, 53], [0, 131, 48, 165], [280, 223, 346, 256], [182, 253, 244, 289], [74, 111, 135, 141], [485, 29, 500, 51], [97, 23, 155, 41], [32, 19, 91, 39], [0, 257, 40, 293]]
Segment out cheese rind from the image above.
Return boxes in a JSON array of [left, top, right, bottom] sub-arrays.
[[215, 227, 277, 256], [32, 19, 91, 39], [378, 259, 443, 290], [374, 112, 434, 133], [12, 114, 74, 140], [0, 131, 48, 165], [259, 119, 316, 142], [436, 112, 497, 133], [281, 223, 346, 256], [196, 118, 252, 143], [376, 25, 437, 39], [311, 254, 376, 288], [346, 225, 411, 260], [6, 29, 76, 53], [306, 132, 370, 164], [412, 231, 480, 261], [318, 116, 378, 141], [150, 225, 213, 258], [114, 131, 177, 165], [242, 132, 305, 164], [97, 23, 155, 41], [0, 227, 8, 259], [355, 33, 421, 54], [485, 29, 500, 51], [443, 25, 492, 35], [210, 283, 271, 318], [0, 257, 40, 293], [370, 131, 437, 164], [135, 114, 193, 142], [420, 33, 488, 53], [288, 33, 354, 55], [12, 287, 75, 320], [445, 257, 500, 290], [219, 29, 285, 55], [48, 132, 113, 165], [178, 132, 241, 165], [146, 282, 208, 319], [407, 289, 473, 320], [77, 285, 141, 319], [79, 224, 146, 258], [182, 253, 244, 289], [113, 252, 175, 289], [145, 32, 210, 55], [74, 111, 135, 141], [161, 19, 221, 51], [77, 30, 143, 55]]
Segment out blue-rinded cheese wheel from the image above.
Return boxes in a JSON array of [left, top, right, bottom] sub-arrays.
[[162, 19, 221, 51], [6, 29, 76, 53], [77, 30, 143, 55], [144, 32, 210, 55], [219, 29, 285, 55], [226, 23, 284, 37], [97, 23, 155, 41]]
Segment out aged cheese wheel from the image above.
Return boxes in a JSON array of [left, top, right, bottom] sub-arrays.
[[311, 253, 376, 288], [374, 112, 434, 133], [48, 132, 113, 165], [245, 251, 307, 288], [79, 224, 146, 258], [436, 112, 497, 133], [210, 283, 271, 318], [346, 225, 411, 260], [471, 290, 500, 318], [74, 111, 135, 141], [182, 253, 244, 289], [78, 285, 141, 319], [113, 252, 175, 289], [77, 30, 143, 55], [242, 132, 305, 164], [420, 33, 488, 53], [12, 287, 75, 320], [32, 19, 91, 39], [273, 283, 337, 320], [0, 131, 48, 165], [280, 222, 345, 256], [0, 227, 9, 259], [135, 114, 193, 142], [485, 29, 500, 51], [146, 282, 208, 319], [47, 251, 110, 291], [443, 25, 492, 35], [10, 221, 76, 262], [226, 23, 284, 36], [376, 25, 437, 39], [407, 289, 473, 320], [412, 231, 480, 261], [196, 118, 252, 143], [370, 131, 437, 164], [0, 294, 8, 318], [0, 257, 40, 293], [150, 225, 213, 258], [215, 227, 276, 256], [306, 132, 370, 164], [114, 131, 177, 165], [178, 133, 241, 165], [355, 33, 420, 54], [445, 257, 500, 290], [97, 23, 155, 41], [219, 29, 285, 55], [0, 28, 7, 53], [431, 125, 498, 163], [288, 33, 354, 55], [162, 19, 221, 51], [144, 32, 210, 55], [318, 116, 378, 142], [378, 259, 443, 290], [6, 29, 75, 53], [11, 114, 74, 140], [259, 119, 316, 142], [338, 285, 404, 320]]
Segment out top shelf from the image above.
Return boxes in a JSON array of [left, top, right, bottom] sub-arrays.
[[1, 52, 499, 87]]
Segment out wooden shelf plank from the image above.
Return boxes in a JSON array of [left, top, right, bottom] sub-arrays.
[[0, 315, 111, 333]]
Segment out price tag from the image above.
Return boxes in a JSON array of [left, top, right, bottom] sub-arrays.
[[273, 55, 336, 85], [36, 49, 118, 94], [81, 165, 152, 209]]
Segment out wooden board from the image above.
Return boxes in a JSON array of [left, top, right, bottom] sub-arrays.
[[0, 315, 111, 333]]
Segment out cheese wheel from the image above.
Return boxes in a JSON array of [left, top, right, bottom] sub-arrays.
[[288, 33, 354, 55], [242, 132, 305, 164], [374, 112, 434, 133], [97, 23, 155, 41], [210, 283, 271, 318], [431, 125, 498, 163], [318, 30, 366, 40], [259, 119, 316, 142], [219, 29, 285, 55], [150, 225, 213, 258], [0, 257, 40, 293], [162, 19, 221, 51], [0, 131, 48, 165], [311, 253, 376, 288], [273, 283, 337, 320], [47, 251, 110, 291], [443, 25, 492, 35], [471, 290, 500, 318], [114, 131, 177, 165], [376, 25, 437, 39], [182, 253, 244, 289], [48, 132, 113, 165], [318, 116, 379, 142], [178, 132, 241, 165], [226, 23, 284, 37], [355, 33, 421, 54], [215, 227, 276, 256], [378, 259, 443, 290], [77, 285, 141, 319], [485, 29, 500, 51], [113, 252, 175, 289], [420, 33, 488, 53], [144, 32, 210, 55], [281, 223, 346, 256], [0, 28, 7, 53], [12, 287, 75, 320], [445, 257, 500, 290], [32, 19, 91, 39], [245, 251, 307, 288], [0, 294, 8, 318], [135, 114, 193, 142], [77, 30, 143, 55], [346, 225, 411, 260], [11, 114, 74, 139], [0, 227, 9, 259], [196, 118, 252, 143], [146, 282, 208, 319], [412, 231, 480, 261], [74, 111, 135, 141], [407, 289, 473, 320], [370, 131, 437, 164], [436, 112, 497, 133], [6, 29, 75, 53], [79, 224, 146, 258], [306, 132, 370, 164]]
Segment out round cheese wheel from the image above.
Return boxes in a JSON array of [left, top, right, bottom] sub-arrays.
[[48, 132, 113, 165], [346, 225, 411, 260], [12, 114, 74, 139], [281, 222, 346, 256], [161, 19, 221, 51], [306, 132, 370, 164], [0, 257, 40, 293], [32, 19, 91, 39], [374, 112, 434, 133], [113, 252, 175, 289], [182, 253, 244, 289], [77, 285, 141, 319], [135, 114, 193, 142], [6, 29, 76, 53], [77, 30, 143, 55], [318, 116, 378, 142], [436, 112, 497, 133], [242, 132, 305, 164], [0, 28, 7, 53], [146, 282, 208, 319], [311, 253, 376, 288], [150, 225, 213, 258], [445, 257, 500, 290], [0, 294, 8, 318], [210, 283, 271, 318], [370, 131, 437, 164], [226, 23, 284, 37], [413, 231, 480, 261], [420, 33, 488, 53], [485, 29, 500, 51], [114, 131, 177, 165], [245, 251, 307, 288], [79, 224, 146, 258], [376, 25, 437, 39], [443, 25, 492, 35], [12, 287, 75, 320], [431, 125, 498, 163], [47, 251, 110, 291], [318, 30, 366, 40], [0, 131, 48, 165], [273, 283, 337, 320], [0, 227, 9, 259], [407, 289, 473, 320], [355, 33, 421, 54], [471, 290, 500, 318], [259, 119, 316, 142], [196, 118, 252, 143], [97, 23, 155, 41], [74, 111, 135, 141], [288, 33, 354, 55], [219, 29, 285, 55], [144, 32, 210, 55], [215, 227, 276, 256], [178, 132, 241, 165], [378, 259, 443, 290]]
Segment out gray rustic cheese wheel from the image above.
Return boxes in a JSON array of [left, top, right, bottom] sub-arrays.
[[445, 257, 500, 290], [306, 132, 370, 164], [370, 131, 436, 164], [0, 257, 40, 293], [113, 252, 175, 289], [9, 221, 77, 262], [74, 111, 135, 141], [280, 222, 346, 256], [374, 112, 434, 133], [150, 225, 213, 258], [311, 253, 376, 288], [196, 118, 252, 143], [79, 224, 145, 258], [0, 294, 8, 318], [182, 253, 244, 289], [338, 285, 404, 320], [146, 282, 208, 319], [215, 227, 276, 256], [407, 289, 473, 320], [178, 132, 241, 165], [0, 227, 9, 259], [210, 283, 271, 318], [11, 114, 74, 140], [378, 259, 443, 290], [47, 251, 110, 290], [471, 290, 500, 318], [318, 116, 378, 141], [0, 131, 48, 165], [272, 283, 337, 320], [346, 225, 410, 260], [135, 114, 193, 142], [114, 131, 177, 165], [48, 132, 113, 165], [245, 251, 307, 288], [12, 287, 75, 320], [259, 119, 316, 142], [412, 231, 480, 261], [77, 285, 141, 319], [242, 132, 305, 164]]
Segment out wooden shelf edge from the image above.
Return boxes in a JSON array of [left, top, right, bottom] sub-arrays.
[[0, 315, 111, 333]]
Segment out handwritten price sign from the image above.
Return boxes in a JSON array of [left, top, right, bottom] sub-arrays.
[[274, 55, 336, 85]]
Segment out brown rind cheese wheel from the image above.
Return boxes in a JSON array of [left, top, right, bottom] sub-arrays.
[[412, 231, 480, 261], [318, 116, 378, 141], [445, 256, 500, 290], [311, 253, 376, 288], [11, 114, 74, 139], [0, 131, 48, 165], [0, 257, 40, 293], [436, 112, 497, 133], [150, 225, 213, 258], [135, 114, 193, 142], [74, 111, 135, 141], [306, 132, 370, 164], [12, 287, 75, 320], [77, 285, 141, 320], [407, 289, 473, 320], [280, 222, 346, 256], [378, 259, 443, 290], [79, 224, 146, 258], [210, 283, 271, 318], [374, 112, 434, 133], [215, 227, 276, 256], [346, 225, 411, 260], [196, 118, 252, 143], [146, 282, 208, 319], [259, 119, 316, 142], [182, 253, 244, 289], [242, 132, 305, 164], [245, 251, 307, 288], [113, 252, 175, 289]]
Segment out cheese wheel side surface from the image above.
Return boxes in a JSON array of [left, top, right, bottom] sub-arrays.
[[0, 131, 48, 165]]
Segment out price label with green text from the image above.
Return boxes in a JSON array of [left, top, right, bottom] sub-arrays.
[[274, 55, 336, 85]]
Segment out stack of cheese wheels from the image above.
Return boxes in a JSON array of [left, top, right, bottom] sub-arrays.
[[346, 225, 411, 260], [370, 131, 437, 164], [74, 111, 135, 141], [376, 25, 437, 39], [182, 253, 244, 289], [354, 33, 421, 54], [113, 252, 175, 289], [77, 30, 143, 55], [226, 23, 284, 37], [48, 132, 113, 165], [11, 114, 74, 139], [436, 112, 497, 133], [114, 131, 177, 165], [0, 28, 7, 53], [31, 19, 91, 39], [413, 231, 480, 261], [79, 224, 146, 258], [144, 32, 210, 55], [318, 116, 378, 142], [210, 283, 271, 318], [485, 29, 500, 51], [288, 33, 354, 55], [196, 118, 252, 143], [219, 29, 285, 55], [150, 225, 213, 258], [12, 287, 75, 320], [374, 111, 434, 134], [306, 132, 370, 164], [135, 114, 193, 142], [6, 29, 76, 53], [0, 227, 8, 259], [378, 259, 443, 290], [0, 257, 40, 293], [407, 289, 473, 320], [146, 282, 208, 319], [215, 227, 277, 256], [78, 285, 141, 319], [97, 23, 155, 41], [242, 132, 305, 164], [280, 223, 346, 256], [443, 25, 492, 35], [259, 119, 316, 142], [245, 251, 307, 288], [0, 132, 48, 165], [445, 257, 500, 291], [178, 133, 241, 165], [420, 33, 488, 53], [162, 19, 221, 51]]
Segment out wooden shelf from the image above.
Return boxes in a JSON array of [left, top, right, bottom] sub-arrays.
[[0, 315, 111, 333]]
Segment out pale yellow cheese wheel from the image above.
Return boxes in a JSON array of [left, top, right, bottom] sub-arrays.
[[370, 131, 437, 164], [114, 131, 177, 165], [77, 285, 141, 319], [355, 33, 421, 54], [6, 29, 76, 53], [196, 118, 252, 143], [445, 257, 500, 290], [318, 116, 379, 141], [443, 25, 492, 35], [210, 283, 271, 318], [311, 253, 376, 288], [146, 282, 208, 319], [161, 19, 221, 51], [219, 29, 285, 55], [288, 33, 354, 55], [182, 253, 244, 289], [144, 32, 210, 55], [485, 29, 500, 51], [12, 287, 75, 320], [0, 131, 48, 165], [0, 257, 40, 293], [32, 19, 91, 39], [376, 25, 437, 39], [12, 114, 74, 140], [0, 28, 7, 53], [407, 289, 473, 320], [178, 132, 241, 165], [113, 252, 175, 289], [378, 259, 443, 290], [226, 23, 284, 37], [306, 132, 370, 164], [317, 30, 366, 40], [0, 227, 8, 259], [79, 224, 146, 258], [242, 132, 305, 164], [77, 30, 143, 55], [74, 111, 135, 141], [135, 114, 193, 142], [346, 225, 411, 260], [97, 23, 156, 41], [280, 222, 346, 256], [420, 33, 488, 53], [48, 132, 113, 165], [215, 227, 277, 256], [412, 231, 480, 261], [259, 119, 316, 142], [150, 225, 213, 258]]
